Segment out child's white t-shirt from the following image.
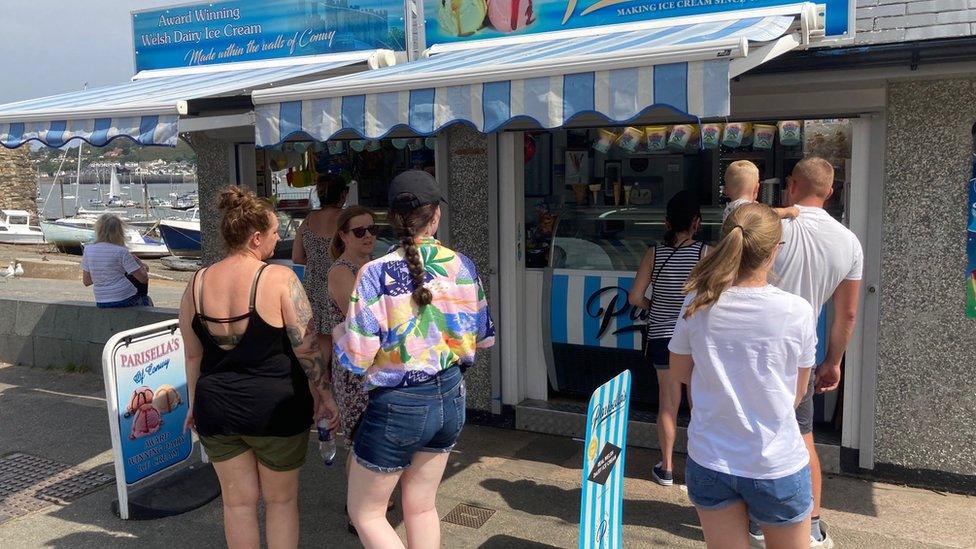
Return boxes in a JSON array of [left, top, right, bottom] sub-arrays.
[[722, 198, 752, 221], [669, 286, 816, 479]]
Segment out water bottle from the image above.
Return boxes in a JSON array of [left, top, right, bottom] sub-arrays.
[[317, 418, 336, 466]]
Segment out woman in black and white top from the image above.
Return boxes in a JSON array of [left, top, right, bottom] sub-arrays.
[[629, 190, 707, 487]]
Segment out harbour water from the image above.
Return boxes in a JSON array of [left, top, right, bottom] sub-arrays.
[[35, 182, 199, 220]]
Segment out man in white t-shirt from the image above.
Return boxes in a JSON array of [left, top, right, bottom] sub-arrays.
[[767, 156, 863, 548]]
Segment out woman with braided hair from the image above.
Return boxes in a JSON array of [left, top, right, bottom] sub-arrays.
[[333, 170, 495, 548]]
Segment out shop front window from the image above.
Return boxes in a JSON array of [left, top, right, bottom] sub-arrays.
[[265, 137, 437, 260], [525, 120, 852, 271], [522, 120, 854, 408]]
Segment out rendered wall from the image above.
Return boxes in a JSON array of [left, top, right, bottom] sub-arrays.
[[876, 77, 976, 487]]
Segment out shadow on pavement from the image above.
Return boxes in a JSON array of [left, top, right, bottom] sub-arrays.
[[480, 477, 704, 544], [479, 534, 564, 548]]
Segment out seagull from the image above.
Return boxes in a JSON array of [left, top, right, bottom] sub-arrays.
[[14, 262, 23, 277], [0, 263, 15, 280]]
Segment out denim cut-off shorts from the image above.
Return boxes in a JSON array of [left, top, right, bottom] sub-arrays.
[[686, 458, 813, 526], [353, 366, 465, 473]]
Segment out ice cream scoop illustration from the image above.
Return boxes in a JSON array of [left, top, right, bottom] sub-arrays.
[[488, 0, 535, 33], [124, 386, 154, 419], [152, 384, 182, 414], [129, 403, 162, 440], [438, 0, 488, 37]]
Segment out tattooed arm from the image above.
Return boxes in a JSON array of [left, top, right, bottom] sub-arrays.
[[278, 267, 339, 428], [281, 270, 330, 389]]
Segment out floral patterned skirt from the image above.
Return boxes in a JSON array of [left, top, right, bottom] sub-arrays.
[[331, 365, 369, 449]]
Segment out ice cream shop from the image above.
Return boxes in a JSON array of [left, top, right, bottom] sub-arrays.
[[248, 0, 892, 475], [251, 0, 976, 489]]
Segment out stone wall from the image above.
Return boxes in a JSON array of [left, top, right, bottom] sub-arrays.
[[445, 125, 494, 413], [184, 132, 230, 266], [0, 147, 37, 213], [877, 78, 976, 481]]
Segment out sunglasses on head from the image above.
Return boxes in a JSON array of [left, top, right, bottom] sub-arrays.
[[347, 225, 379, 238]]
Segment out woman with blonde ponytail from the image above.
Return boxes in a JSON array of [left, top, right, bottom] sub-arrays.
[[669, 203, 817, 549], [333, 171, 495, 548]]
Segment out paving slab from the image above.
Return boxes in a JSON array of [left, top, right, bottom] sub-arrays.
[[0, 364, 974, 549]]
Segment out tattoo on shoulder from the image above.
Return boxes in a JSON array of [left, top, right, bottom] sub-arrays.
[[289, 276, 313, 327]]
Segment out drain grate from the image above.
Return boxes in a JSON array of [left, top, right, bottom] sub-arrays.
[[0, 453, 114, 524], [441, 503, 496, 529]]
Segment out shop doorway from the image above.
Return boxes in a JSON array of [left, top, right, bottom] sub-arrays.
[[498, 118, 873, 453]]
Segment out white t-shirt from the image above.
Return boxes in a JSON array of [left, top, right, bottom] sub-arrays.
[[669, 287, 816, 479], [722, 198, 752, 221], [773, 205, 863, 317], [81, 242, 141, 304]]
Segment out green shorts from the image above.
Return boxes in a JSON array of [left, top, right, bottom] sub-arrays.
[[200, 431, 310, 472]]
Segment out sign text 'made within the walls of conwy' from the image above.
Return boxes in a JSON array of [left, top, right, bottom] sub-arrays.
[[133, 0, 405, 71]]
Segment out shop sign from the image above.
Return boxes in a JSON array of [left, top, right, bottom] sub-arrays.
[[550, 272, 645, 351], [133, 0, 406, 72], [102, 320, 193, 519], [968, 130, 976, 318], [426, 0, 851, 46], [579, 369, 631, 549]]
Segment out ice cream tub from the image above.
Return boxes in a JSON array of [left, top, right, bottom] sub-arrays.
[[701, 123, 722, 149], [645, 126, 668, 151], [778, 120, 802, 146], [593, 129, 618, 154], [753, 124, 776, 150], [668, 124, 698, 151], [615, 127, 644, 153], [722, 122, 752, 148]]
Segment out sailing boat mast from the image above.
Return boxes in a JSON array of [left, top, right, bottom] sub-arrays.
[[74, 142, 83, 215]]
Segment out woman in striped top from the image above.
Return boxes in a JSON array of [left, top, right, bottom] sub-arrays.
[[629, 190, 707, 486]]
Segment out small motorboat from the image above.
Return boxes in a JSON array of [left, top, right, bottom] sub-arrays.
[[40, 216, 169, 258], [0, 210, 45, 245], [159, 207, 201, 257]]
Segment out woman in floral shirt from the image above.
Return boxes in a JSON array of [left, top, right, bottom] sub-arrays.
[[334, 170, 494, 548]]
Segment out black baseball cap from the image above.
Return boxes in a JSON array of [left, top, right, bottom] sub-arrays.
[[388, 170, 446, 214]]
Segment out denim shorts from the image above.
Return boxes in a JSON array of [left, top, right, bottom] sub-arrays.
[[352, 366, 465, 473], [97, 294, 153, 308], [646, 337, 671, 370], [686, 458, 813, 526]]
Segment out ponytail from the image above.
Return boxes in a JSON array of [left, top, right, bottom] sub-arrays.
[[683, 226, 744, 318], [401, 234, 433, 307], [682, 203, 781, 318], [389, 202, 438, 308]]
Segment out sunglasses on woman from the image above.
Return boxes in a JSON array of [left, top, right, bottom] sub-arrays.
[[347, 225, 379, 238]]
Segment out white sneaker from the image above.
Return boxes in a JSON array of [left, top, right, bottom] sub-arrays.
[[748, 531, 765, 549], [810, 520, 835, 549]]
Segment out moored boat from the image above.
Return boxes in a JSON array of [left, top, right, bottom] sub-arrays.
[[0, 210, 46, 245]]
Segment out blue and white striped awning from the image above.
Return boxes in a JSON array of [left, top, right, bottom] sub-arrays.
[[253, 7, 814, 146], [0, 51, 391, 149]]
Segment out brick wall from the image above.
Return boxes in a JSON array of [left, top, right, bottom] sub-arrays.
[[856, 0, 976, 44]]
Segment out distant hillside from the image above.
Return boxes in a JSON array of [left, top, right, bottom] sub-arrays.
[[30, 139, 196, 176]]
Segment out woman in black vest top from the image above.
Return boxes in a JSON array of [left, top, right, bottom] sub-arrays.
[[179, 187, 338, 548]]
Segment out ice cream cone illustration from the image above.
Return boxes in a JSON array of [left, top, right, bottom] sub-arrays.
[[624, 184, 633, 205], [488, 0, 535, 33], [438, 0, 488, 37], [613, 182, 622, 205]]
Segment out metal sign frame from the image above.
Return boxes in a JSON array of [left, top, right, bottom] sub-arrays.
[[101, 319, 204, 520]]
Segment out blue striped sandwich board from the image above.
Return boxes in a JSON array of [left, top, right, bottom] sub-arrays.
[[579, 369, 632, 549]]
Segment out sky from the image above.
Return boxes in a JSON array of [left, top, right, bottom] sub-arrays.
[[0, 1, 179, 104]]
